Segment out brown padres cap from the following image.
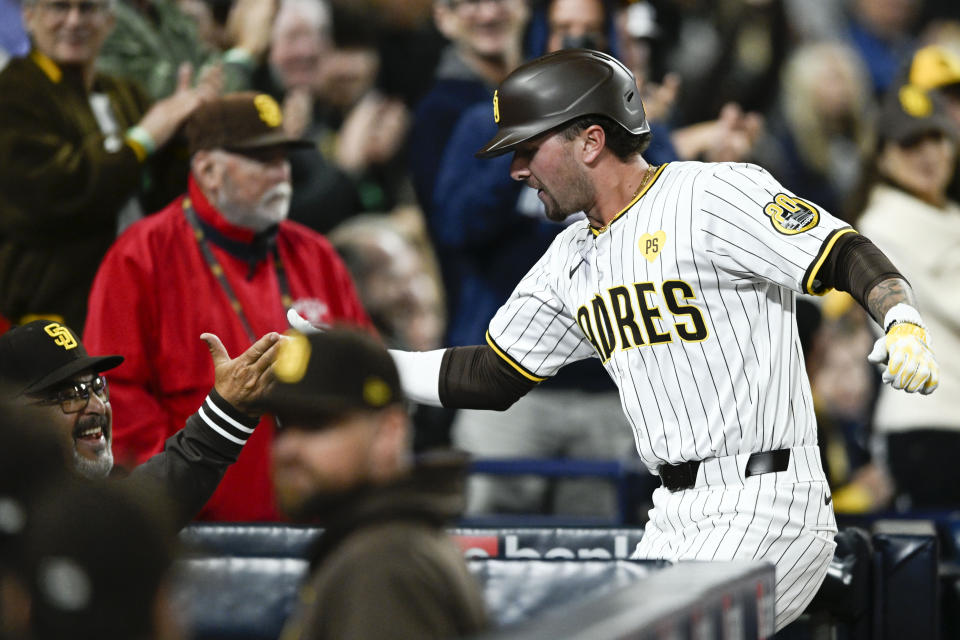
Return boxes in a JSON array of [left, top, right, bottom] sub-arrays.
[[476, 48, 650, 158], [262, 328, 403, 427], [184, 92, 313, 155]]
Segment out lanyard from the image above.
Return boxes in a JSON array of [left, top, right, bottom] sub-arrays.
[[183, 198, 293, 343]]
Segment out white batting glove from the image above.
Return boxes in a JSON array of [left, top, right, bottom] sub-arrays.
[[286, 308, 325, 335], [867, 321, 939, 395]]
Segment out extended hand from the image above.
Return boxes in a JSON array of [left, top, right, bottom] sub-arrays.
[[336, 93, 409, 171], [227, 0, 277, 59], [201, 332, 284, 415], [867, 323, 939, 394], [138, 63, 215, 148]]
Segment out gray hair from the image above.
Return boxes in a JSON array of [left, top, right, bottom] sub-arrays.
[[273, 0, 331, 39]]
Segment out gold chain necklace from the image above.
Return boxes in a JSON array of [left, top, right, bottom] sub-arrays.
[[595, 164, 658, 234], [632, 164, 658, 199]]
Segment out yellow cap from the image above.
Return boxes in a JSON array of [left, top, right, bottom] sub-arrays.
[[909, 45, 960, 90]]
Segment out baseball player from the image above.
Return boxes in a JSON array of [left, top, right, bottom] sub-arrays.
[[291, 49, 939, 630]]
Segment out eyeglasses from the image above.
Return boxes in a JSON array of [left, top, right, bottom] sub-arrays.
[[38, 0, 110, 17], [31, 376, 109, 414]]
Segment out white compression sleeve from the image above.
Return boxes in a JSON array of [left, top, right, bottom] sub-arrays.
[[388, 349, 445, 407]]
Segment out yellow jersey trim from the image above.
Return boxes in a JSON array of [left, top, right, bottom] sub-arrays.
[[485, 332, 547, 382], [30, 50, 62, 84], [591, 163, 668, 237], [804, 227, 858, 295]]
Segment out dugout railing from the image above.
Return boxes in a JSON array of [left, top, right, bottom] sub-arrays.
[[173, 461, 953, 639], [174, 521, 939, 639], [172, 550, 776, 640]]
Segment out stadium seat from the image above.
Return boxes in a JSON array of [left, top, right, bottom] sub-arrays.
[[872, 520, 940, 640], [802, 527, 873, 639]]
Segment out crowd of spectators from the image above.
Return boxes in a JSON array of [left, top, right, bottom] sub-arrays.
[[2, 0, 960, 634]]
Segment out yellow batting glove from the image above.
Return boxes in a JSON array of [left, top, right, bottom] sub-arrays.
[[868, 323, 939, 394]]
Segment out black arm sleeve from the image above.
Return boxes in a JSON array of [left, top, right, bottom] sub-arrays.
[[804, 230, 905, 308], [438, 346, 538, 411], [129, 389, 257, 528]]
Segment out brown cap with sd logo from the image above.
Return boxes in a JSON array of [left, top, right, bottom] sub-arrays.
[[184, 92, 314, 155]]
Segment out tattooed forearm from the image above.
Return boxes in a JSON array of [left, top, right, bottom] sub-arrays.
[[865, 277, 917, 326]]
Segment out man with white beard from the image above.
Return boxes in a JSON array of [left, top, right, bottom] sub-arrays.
[[83, 92, 372, 521]]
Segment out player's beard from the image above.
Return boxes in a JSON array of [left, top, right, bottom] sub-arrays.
[[273, 461, 373, 520], [217, 182, 293, 232], [539, 166, 594, 223]]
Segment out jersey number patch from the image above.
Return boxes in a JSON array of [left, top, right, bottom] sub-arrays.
[[763, 194, 819, 235]]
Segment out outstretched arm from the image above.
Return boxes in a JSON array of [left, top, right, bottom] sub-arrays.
[[862, 279, 938, 394], [287, 309, 534, 410], [813, 232, 939, 395], [863, 277, 917, 326], [131, 332, 283, 527], [391, 346, 536, 410]]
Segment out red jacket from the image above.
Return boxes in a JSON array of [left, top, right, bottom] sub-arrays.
[[84, 177, 371, 521]]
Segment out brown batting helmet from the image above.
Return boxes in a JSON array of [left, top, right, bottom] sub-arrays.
[[475, 49, 649, 158]]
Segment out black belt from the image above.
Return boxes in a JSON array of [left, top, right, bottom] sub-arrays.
[[658, 449, 791, 492]]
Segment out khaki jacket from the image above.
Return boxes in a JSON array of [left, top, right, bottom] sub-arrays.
[[0, 51, 183, 329], [282, 454, 487, 640]]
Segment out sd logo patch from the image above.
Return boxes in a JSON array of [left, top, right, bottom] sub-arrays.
[[762, 194, 819, 235], [254, 94, 283, 128], [44, 322, 77, 350]]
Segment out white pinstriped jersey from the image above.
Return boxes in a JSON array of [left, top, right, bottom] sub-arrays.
[[487, 161, 852, 472]]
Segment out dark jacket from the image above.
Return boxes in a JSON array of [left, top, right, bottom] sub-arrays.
[[431, 101, 559, 348], [282, 453, 486, 640], [126, 390, 260, 529], [409, 47, 493, 218], [0, 51, 184, 330]]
